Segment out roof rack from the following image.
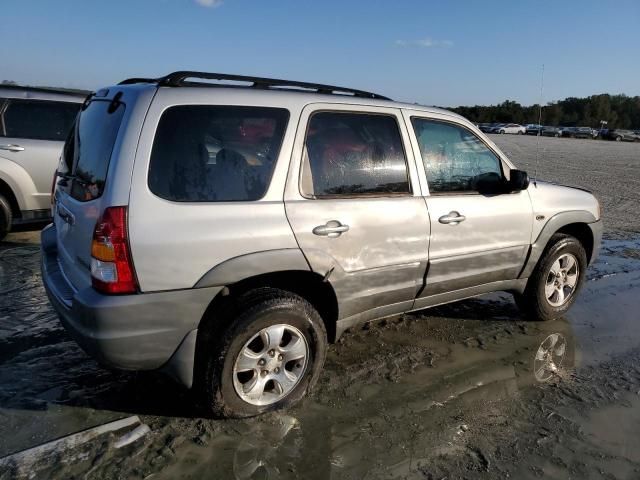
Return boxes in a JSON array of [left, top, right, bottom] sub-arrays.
[[118, 71, 391, 100]]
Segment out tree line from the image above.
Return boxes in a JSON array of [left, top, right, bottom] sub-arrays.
[[449, 94, 640, 129]]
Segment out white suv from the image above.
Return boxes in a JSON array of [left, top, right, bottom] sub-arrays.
[[41, 72, 602, 417], [0, 85, 85, 240]]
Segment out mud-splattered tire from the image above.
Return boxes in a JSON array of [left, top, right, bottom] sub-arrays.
[[515, 234, 587, 321], [198, 288, 327, 418], [0, 194, 12, 242]]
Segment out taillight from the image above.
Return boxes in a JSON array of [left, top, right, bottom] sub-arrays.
[[90, 206, 138, 294]]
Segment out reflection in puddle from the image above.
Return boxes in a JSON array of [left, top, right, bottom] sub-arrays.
[[157, 318, 579, 480], [534, 333, 567, 382], [233, 416, 299, 480]]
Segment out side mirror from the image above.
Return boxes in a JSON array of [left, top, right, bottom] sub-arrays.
[[474, 172, 504, 195], [509, 169, 530, 192]]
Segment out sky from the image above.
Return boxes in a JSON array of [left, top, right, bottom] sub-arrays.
[[2, 0, 639, 107]]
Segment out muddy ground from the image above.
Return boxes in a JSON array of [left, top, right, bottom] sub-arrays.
[[1, 136, 640, 479]]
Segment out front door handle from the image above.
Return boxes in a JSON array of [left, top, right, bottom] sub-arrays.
[[313, 220, 349, 238], [438, 211, 466, 225], [0, 144, 25, 152]]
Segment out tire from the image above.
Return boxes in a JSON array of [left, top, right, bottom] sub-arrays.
[[198, 288, 327, 418], [615, 136, 622, 142], [499, 130, 505, 134], [0, 194, 12, 242], [515, 233, 587, 322], [554, 133, 559, 138]]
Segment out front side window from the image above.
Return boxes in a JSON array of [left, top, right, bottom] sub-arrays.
[[2, 99, 80, 141], [300, 111, 410, 198], [411, 118, 503, 193], [149, 106, 289, 202]]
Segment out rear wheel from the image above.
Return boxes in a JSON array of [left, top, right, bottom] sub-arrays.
[[0, 194, 12, 242], [615, 136, 622, 141], [198, 288, 327, 418], [515, 234, 587, 321]]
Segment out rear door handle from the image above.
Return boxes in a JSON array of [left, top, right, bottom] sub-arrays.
[[438, 211, 466, 225], [313, 220, 349, 238], [0, 144, 25, 152]]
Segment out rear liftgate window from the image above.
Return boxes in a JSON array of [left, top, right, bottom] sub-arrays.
[[148, 106, 289, 202], [65, 100, 126, 202]]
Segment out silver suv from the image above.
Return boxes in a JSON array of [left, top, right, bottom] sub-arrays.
[[41, 71, 602, 418], [0, 85, 85, 240]]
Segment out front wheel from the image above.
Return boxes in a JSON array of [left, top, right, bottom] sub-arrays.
[[198, 288, 327, 418], [515, 234, 587, 321], [615, 136, 622, 141]]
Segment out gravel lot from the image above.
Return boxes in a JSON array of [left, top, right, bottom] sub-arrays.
[[1, 135, 640, 479], [491, 134, 640, 235]]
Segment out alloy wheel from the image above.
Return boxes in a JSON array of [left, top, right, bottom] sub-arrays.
[[233, 324, 309, 406], [544, 253, 579, 307]]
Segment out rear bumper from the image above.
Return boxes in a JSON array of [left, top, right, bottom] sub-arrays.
[[41, 224, 221, 387]]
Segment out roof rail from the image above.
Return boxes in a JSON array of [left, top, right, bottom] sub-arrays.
[[0, 84, 90, 97], [119, 71, 391, 100], [118, 77, 158, 85]]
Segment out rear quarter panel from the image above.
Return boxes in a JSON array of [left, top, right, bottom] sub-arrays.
[[127, 88, 304, 292], [0, 157, 37, 211]]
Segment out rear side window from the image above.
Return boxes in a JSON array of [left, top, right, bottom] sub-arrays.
[[66, 100, 126, 202], [300, 111, 410, 198], [2, 99, 80, 141], [148, 106, 289, 202]]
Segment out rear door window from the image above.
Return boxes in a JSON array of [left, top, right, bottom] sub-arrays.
[[148, 106, 289, 202], [64, 100, 126, 202], [300, 111, 410, 198], [2, 99, 80, 141]]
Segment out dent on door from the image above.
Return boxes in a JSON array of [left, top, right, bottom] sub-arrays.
[[286, 196, 430, 322], [421, 191, 532, 296]]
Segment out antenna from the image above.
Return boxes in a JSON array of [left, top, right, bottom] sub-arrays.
[[533, 64, 544, 186]]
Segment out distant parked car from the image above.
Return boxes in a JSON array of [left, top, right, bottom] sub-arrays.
[[606, 129, 640, 142], [541, 126, 561, 137], [525, 124, 543, 135], [0, 85, 86, 240], [561, 127, 597, 139], [479, 123, 498, 133], [492, 123, 526, 135]]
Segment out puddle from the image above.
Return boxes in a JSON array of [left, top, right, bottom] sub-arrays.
[[2, 235, 640, 479]]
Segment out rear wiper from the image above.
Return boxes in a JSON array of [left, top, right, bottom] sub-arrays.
[[56, 171, 90, 187]]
